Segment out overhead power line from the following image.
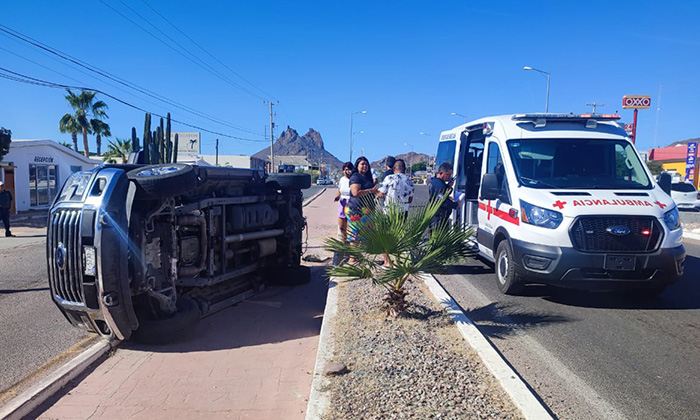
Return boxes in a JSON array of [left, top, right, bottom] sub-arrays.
[[0, 66, 267, 143], [98, 0, 268, 101], [138, 0, 275, 100], [0, 24, 265, 138]]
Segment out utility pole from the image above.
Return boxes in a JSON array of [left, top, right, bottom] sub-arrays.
[[215, 138, 219, 166], [265, 101, 279, 172], [587, 102, 605, 113], [654, 83, 663, 149]]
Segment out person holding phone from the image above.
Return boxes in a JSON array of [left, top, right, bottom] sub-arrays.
[[334, 161, 354, 243]]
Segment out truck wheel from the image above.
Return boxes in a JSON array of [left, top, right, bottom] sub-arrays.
[[127, 164, 197, 199], [130, 297, 201, 345], [495, 240, 524, 295], [269, 266, 311, 286], [266, 173, 311, 190]]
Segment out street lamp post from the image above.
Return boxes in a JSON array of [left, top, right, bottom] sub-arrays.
[[404, 142, 414, 176], [450, 112, 468, 122], [523, 66, 550, 113], [419, 132, 432, 173], [350, 110, 367, 162]]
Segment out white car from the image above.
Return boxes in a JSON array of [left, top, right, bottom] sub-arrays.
[[671, 182, 700, 211]]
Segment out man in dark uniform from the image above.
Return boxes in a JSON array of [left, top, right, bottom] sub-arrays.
[[428, 162, 458, 229], [0, 181, 14, 237], [381, 156, 396, 182]]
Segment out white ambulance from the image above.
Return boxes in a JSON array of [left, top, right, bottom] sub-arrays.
[[435, 113, 686, 295]]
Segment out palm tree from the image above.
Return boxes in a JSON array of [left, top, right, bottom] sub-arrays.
[[103, 137, 132, 163], [324, 197, 474, 317], [58, 113, 81, 152], [90, 119, 111, 156], [62, 89, 109, 157], [58, 141, 73, 149]]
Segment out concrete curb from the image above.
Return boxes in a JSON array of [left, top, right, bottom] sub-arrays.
[[0, 339, 116, 420], [683, 230, 700, 242], [305, 278, 338, 420], [303, 187, 326, 206], [420, 273, 554, 420]]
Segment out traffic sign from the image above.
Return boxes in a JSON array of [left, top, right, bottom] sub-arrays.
[[622, 95, 651, 109], [624, 123, 634, 133]]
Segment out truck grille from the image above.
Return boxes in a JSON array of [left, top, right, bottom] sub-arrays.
[[570, 216, 662, 252], [47, 209, 85, 305]]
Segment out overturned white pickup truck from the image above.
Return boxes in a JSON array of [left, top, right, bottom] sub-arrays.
[[47, 163, 310, 343]]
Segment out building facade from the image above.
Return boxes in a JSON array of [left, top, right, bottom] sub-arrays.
[[0, 140, 99, 212]]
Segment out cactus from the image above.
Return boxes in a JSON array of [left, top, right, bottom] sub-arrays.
[[173, 133, 179, 163], [131, 127, 139, 152], [143, 113, 151, 148], [165, 113, 172, 163]]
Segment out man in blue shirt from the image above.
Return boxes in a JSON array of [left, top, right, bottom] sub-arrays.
[[428, 162, 458, 228]]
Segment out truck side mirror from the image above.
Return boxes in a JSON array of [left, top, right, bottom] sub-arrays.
[[480, 173, 499, 200], [657, 172, 672, 196]]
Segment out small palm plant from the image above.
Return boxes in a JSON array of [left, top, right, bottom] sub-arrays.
[[324, 196, 474, 317]]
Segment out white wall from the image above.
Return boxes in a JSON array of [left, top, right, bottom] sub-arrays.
[[2, 140, 99, 211]]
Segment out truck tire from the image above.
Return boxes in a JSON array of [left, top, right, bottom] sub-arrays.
[[127, 164, 197, 199], [269, 265, 311, 286], [130, 297, 201, 345], [495, 240, 524, 295], [266, 173, 311, 190]]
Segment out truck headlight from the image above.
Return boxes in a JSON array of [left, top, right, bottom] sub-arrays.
[[520, 200, 563, 229], [663, 207, 681, 231]]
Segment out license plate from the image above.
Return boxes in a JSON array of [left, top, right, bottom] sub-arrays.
[[605, 255, 635, 271]]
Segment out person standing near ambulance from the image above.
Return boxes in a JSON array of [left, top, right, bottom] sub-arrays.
[[0, 181, 15, 237], [429, 162, 459, 228]]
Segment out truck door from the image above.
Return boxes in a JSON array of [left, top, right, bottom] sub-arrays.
[[455, 130, 485, 228], [477, 141, 514, 256]]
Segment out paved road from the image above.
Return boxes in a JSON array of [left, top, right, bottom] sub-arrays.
[[0, 221, 91, 403], [411, 186, 700, 419]]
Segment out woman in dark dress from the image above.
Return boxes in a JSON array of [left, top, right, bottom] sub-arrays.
[[345, 156, 378, 251]]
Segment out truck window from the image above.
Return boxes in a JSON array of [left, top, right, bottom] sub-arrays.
[[486, 142, 510, 203], [435, 140, 456, 170], [507, 139, 651, 189]]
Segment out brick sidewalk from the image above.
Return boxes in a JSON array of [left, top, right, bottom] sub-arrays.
[[33, 189, 338, 420]]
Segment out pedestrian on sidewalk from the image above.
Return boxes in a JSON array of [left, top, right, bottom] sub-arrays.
[[0, 181, 15, 237], [345, 156, 378, 263], [429, 162, 459, 231], [334, 161, 354, 243], [377, 159, 414, 268], [379, 155, 396, 184]]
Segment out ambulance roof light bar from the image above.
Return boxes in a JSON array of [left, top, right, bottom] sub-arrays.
[[512, 113, 621, 121]]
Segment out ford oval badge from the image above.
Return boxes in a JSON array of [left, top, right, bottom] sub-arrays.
[[56, 242, 66, 270], [606, 226, 631, 236]]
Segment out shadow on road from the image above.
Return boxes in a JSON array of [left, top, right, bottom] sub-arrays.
[[462, 301, 571, 340], [0, 287, 49, 295]]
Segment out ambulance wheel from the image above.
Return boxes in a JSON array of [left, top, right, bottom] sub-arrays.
[[495, 240, 524, 295]]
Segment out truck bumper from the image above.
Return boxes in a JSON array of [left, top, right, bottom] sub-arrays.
[[510, 238, 686, 290]]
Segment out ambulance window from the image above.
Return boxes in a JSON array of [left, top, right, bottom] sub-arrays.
[[435, 140, 456, 169], [486, 143, 510, 204]]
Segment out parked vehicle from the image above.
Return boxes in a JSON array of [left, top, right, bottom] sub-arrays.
[[435, 113, 685, 296], [670, 181, 700, 211], [47, 163, 310, 343]]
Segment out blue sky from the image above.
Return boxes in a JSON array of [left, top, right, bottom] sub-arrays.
[[1, 0, 699, 163]]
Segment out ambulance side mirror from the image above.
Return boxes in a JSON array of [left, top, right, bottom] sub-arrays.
[[657, 172, 672, 196], [480, 173, 499, 200]]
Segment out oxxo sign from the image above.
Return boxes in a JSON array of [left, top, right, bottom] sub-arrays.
[[622, 95, 651, 109]]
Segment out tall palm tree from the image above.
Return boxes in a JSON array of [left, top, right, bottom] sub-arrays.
[[103, 137, 132, 163], [325, 197, 474, 317], [58, 113, 81, 152], [90, 119, 111, 156], [62, 89, 109, 157]]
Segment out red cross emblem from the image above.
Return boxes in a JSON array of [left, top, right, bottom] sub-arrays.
[[654, 201, 667, 209], [486, 200, 492, 220], [553, 200, 566, 210]]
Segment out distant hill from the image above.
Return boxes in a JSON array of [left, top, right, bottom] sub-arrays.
[[667, 137, 700, 147], [371, 152, 431, 172], [253, 126, 343, 169]]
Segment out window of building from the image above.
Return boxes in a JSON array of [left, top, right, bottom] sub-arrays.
[[29, 164, 58, 206]]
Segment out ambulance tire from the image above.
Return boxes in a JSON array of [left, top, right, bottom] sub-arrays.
[[495, 240, 524, 295]]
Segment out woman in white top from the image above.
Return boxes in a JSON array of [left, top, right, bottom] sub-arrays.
[[334, 161, 354, 243]]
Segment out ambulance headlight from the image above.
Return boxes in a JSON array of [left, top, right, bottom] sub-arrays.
[[520, 200, 562, 229], [663, 207, 681, 231]]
